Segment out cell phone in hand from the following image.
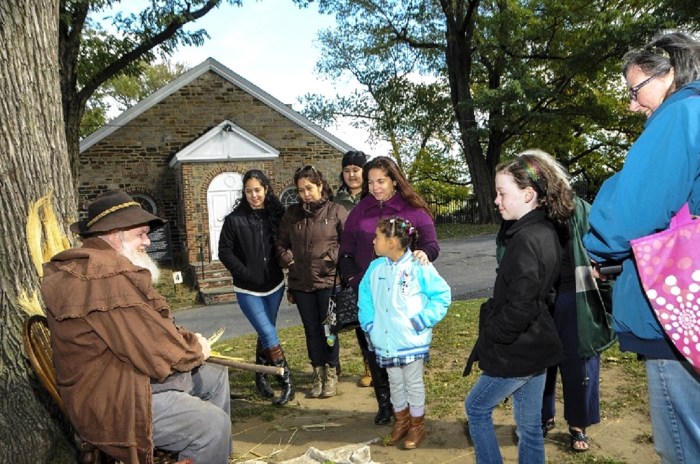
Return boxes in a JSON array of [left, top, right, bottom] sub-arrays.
[[597, 263, 622, 276]]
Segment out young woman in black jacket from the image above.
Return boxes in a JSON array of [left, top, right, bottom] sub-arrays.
[[218, 169, 294, 405]]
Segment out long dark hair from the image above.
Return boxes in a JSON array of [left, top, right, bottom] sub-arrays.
[[362, 156, 432, 217], [233, 170, 285, 226]]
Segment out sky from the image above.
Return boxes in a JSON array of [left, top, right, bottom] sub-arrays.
[[103, 1, 376, 153]]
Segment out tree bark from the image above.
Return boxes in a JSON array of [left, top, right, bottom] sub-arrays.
[[0, 1, 77, 461], [441, 0, 499, 224]]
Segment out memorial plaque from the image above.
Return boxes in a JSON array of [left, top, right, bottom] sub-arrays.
[[147, 222, 173, 263]]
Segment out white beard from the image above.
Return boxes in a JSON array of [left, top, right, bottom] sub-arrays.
[[121, 243, 161, 284]]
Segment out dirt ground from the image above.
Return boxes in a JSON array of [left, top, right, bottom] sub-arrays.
[[229, 363, 656, 464]]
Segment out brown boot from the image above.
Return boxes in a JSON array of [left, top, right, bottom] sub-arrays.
[[321, 364, 338, 397], [308, 366, 325, 398], [388, 408, 410, 445], [403, 414, 426, 449], [358, 358, 372, 387]]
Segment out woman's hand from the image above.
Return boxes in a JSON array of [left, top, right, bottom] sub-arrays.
[[412, 249, 429, 265]]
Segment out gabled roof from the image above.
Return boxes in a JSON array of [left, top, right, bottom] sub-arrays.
[[168, 120, 279, 167], [80, 57, 355, 154]]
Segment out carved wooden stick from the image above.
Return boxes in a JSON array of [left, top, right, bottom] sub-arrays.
[[208, 355, 284, 376]]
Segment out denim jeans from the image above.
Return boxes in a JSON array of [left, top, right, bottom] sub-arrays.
[[466, 371, 546, 464], [645, 358, 700, 463], [236, 285, 285, 350], [152, 363, 232, 463]]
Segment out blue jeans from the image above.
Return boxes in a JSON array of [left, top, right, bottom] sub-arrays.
[[645, 359, 700, 463], [466, 371, 546, 464], [152, 363, 232, 463], [236, 285, 285, 349]]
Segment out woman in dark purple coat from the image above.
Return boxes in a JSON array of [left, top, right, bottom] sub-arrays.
[[339, 156, 440, 425]]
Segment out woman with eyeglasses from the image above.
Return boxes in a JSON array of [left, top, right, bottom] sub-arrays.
[[583, 32, 700, 463], [275, 165, 348, 398], [218, 170, 294, 405], [339, 155, 440, 426]]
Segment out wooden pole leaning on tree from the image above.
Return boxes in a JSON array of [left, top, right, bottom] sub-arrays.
[[208, 354, 284, 376]]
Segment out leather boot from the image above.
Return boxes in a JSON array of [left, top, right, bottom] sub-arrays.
[[266, 345, 295, 406], [321, 364, 338, 397], [367, 355, 392, 425], [358, 358, 372, 387], [309, 365, 325, 398], [403, 414, 427, 449], [255, 339, 274, 398], [388, 408, 410, 445]]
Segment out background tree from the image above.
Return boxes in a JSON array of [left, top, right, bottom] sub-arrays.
[[1, 1, 78, 462], [310, 0, 700, 222], [80, 59, 189, 137], [61, 0, 239, 182]]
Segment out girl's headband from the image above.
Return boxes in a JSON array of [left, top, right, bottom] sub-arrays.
[[517, 157, 547, 194]]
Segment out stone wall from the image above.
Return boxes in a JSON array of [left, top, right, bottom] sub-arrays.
[[79, 70, 346, 267]]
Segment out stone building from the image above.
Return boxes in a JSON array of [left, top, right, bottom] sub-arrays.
[[79, 58, 354, 303]]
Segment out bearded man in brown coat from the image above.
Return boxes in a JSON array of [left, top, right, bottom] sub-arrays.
[[41, 190, 232, 464]]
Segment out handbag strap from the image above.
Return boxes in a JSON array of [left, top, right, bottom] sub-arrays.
[[331, 269, 339, 296]]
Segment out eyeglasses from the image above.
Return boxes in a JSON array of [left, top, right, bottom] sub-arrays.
[[628, 71, 665, 101]]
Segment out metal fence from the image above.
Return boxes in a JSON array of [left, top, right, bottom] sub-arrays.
[[425, 196, 481, 224]]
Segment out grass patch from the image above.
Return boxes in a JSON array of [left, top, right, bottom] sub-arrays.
[[436, 222, 500, 240], [154, 269, 200, 311], [216, 299, 648, 428]]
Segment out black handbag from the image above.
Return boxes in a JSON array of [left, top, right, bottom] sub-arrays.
[[324, 272, 359, 334]]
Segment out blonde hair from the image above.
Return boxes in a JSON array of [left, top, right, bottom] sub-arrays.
[[496, 149, 574, 224]]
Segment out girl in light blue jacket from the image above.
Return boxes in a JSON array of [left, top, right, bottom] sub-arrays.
[[358, 217, 451, 450]]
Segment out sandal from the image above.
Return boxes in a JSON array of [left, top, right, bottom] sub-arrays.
[[542, 418, 555, 438], [569, 427, 590, 452]]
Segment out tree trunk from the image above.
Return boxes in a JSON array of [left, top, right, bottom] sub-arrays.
[[441, 1, 499, 224], [0, 1, 77, 462]]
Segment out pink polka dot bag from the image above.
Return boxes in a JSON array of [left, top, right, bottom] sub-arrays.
[[631, 203, 700, 372]]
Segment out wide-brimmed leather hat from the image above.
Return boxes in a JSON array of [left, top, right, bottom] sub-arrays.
[[70, 190, 165, 237]]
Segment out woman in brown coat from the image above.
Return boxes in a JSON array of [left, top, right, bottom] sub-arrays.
[[276, 165, 348, 398]]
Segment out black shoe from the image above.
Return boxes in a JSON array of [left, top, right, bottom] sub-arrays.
[[374, 402, 392, 425], [542, 418, 555, 438]]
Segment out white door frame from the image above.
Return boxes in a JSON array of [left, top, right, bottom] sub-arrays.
[[207, 172, 243, 261]]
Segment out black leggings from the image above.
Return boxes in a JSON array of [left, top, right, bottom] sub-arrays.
[[292, 288, 339, 367]]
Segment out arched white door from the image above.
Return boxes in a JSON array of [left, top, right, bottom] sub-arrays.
[[207, 172, 243, 261]]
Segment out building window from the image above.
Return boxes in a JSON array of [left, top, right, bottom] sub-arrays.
[[131, 193, 157, 215], [280, 186, 299, 209]]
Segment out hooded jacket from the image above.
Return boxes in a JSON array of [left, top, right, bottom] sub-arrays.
[[275, 198, 348, 292], [583, 81, 700, 359], [41, 237, 204, 463]]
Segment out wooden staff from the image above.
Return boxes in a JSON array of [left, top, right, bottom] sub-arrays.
[[208, 355, 283, 376]]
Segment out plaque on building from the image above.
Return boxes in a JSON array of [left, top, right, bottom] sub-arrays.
[[147, 222, 173, 264]]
